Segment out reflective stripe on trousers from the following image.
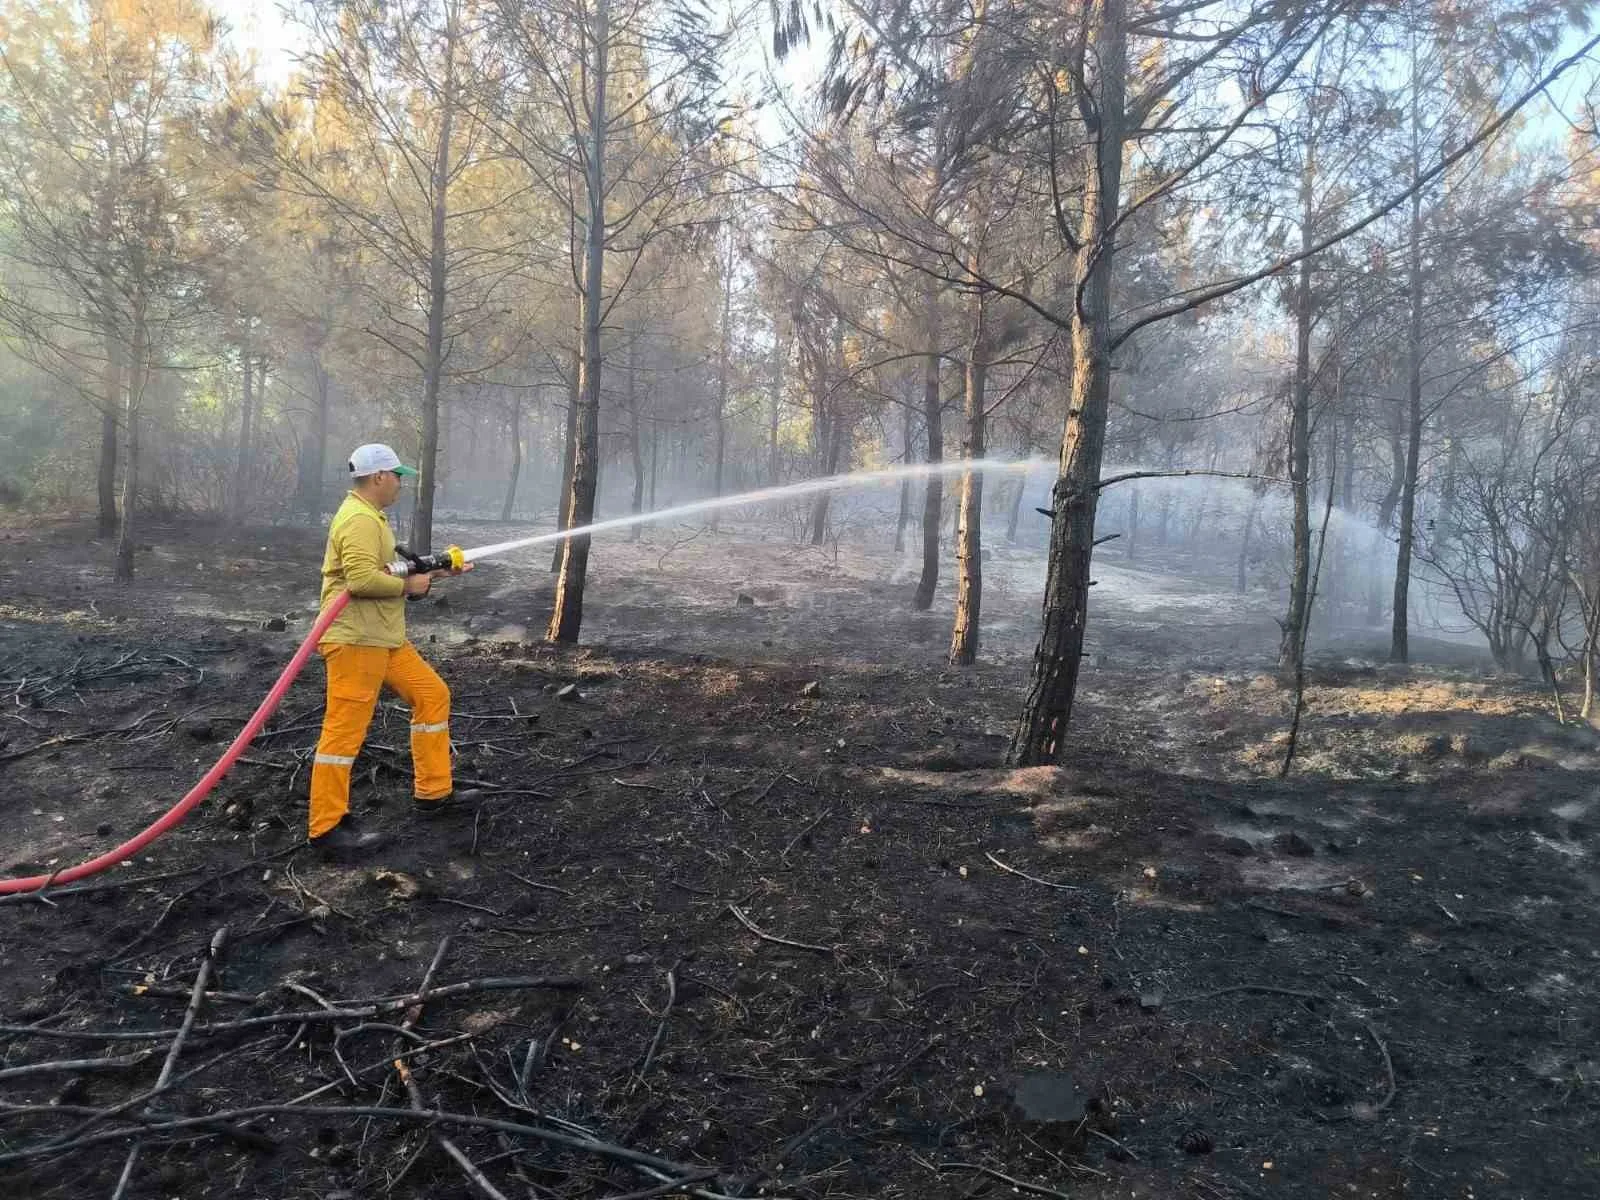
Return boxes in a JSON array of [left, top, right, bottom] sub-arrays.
[[309, 642, 452, 838]]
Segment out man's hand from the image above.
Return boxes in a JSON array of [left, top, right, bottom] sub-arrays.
[[403, 573, 432, 597]]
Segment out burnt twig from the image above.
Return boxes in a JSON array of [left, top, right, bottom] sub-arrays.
[[727, 905, 834, 954], [1166, 984, 1330, 1006], [0, 1048, 158, 1083], [636, 962, 679, 1081], [0, 976, 586, 1045], [984, 851, 1081, 891], [499, 869, 576, 898], [0, 866, 204, 909], [780, 808, 833, 863]]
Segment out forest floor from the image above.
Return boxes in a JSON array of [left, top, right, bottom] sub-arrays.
[[1, 511, 1596, 1200]]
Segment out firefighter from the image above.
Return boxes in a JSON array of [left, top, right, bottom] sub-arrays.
[[308, 443, 472, 855]]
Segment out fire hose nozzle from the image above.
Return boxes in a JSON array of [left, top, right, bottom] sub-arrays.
[[387, 544, 467, 577]]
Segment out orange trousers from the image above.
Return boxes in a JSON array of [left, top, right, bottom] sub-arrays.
[[309, 642, 452, 837]]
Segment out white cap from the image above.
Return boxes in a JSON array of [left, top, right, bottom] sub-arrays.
[[348, 443, 417, 477]]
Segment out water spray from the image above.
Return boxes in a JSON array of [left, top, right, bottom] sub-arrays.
[[455, 457, 1048, 563], [0, 457, 1045, 896]]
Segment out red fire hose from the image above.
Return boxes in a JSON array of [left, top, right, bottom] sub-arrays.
[[0, 592, 352, 896]]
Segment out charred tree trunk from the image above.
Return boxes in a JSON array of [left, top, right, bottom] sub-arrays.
[[913, 291, 943, 610], [113, 302, 148, 583], [1581, 585, 1600, 721], [628, 344, 645, 542], [97, 355, 121, 539], [1390, 192, 1424, 662], [552, 350, 580, 572], [548, 0, 608, 643], [1279, 153, 1316, 673], [807, 410, 832, 546], [649, 420, 659, 511], [810, 423, 844, 546], [302, 353, 330, 519], [1369, 349, 1407, 628], [94, 156, 121, 540], [1006, 473, 1025, 543], [1237, 495, 1261, 593], [232, 347, 255, 525], [1187, 487, 1209, 542], [409, 26, 456, 553], [807, 321, 843, 546], [1341, 409, 1356, 511], [950, 295, 990, 666], [895, 404, 914, 552], [1435, 433, 1460, 545], [501, 388, 522, 522], [1127, 488, 1139, 562], [1009, 0, 1125, 765], [769, 332, 783, 486], [711, 234, 732, 532], [1391, 65, 1425, 664]]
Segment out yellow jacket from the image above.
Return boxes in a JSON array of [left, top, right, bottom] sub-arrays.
[[318, 491, 407, 648]]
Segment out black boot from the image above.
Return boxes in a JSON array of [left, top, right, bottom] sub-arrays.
[[309, 821, 386, 859], [412, 788, 483, 818]]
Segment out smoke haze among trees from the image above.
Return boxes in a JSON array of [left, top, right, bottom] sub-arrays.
[[3, 0, 1600, 756]]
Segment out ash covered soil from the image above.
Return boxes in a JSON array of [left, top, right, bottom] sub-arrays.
[[1, 514, 1596, 1200]]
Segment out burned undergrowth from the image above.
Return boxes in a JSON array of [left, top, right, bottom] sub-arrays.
[[2, 518, 1596, 1199]]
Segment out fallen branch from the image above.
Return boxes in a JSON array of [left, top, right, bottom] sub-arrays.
[[0, 733, 93, 764], [738, 773, 785, 807], [0, 1102, 728, 1179], [0, 1048, 159, 1082], [611, 777, 667, 793], [780, 808, 833, 863], [110, 926, 228, 1200], [40, 1036, 281, 1149], [499, 869, 576, 898], [395, 938, 511, 1200], [0, 866, 204, 908], [121, 983, 260, 1004], [104, 847, 298, 963], [1087, 1126, 1139, 1161], [1165, 983, 1330, 1006], [984, 851, 1081, 892], [0, 976, 586, 1044], [636, 962, 679, 1080], [1350, 1019, 1397, 1118], [727, 905, 834, 954]]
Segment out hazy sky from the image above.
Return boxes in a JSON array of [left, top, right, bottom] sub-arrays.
[[207, 0, 813, 121], [206, 1, 1595, 155], [211, 0, 305, 89]]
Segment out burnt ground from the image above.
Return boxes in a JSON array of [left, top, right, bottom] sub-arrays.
[[0, 513, 1596, 1200]]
